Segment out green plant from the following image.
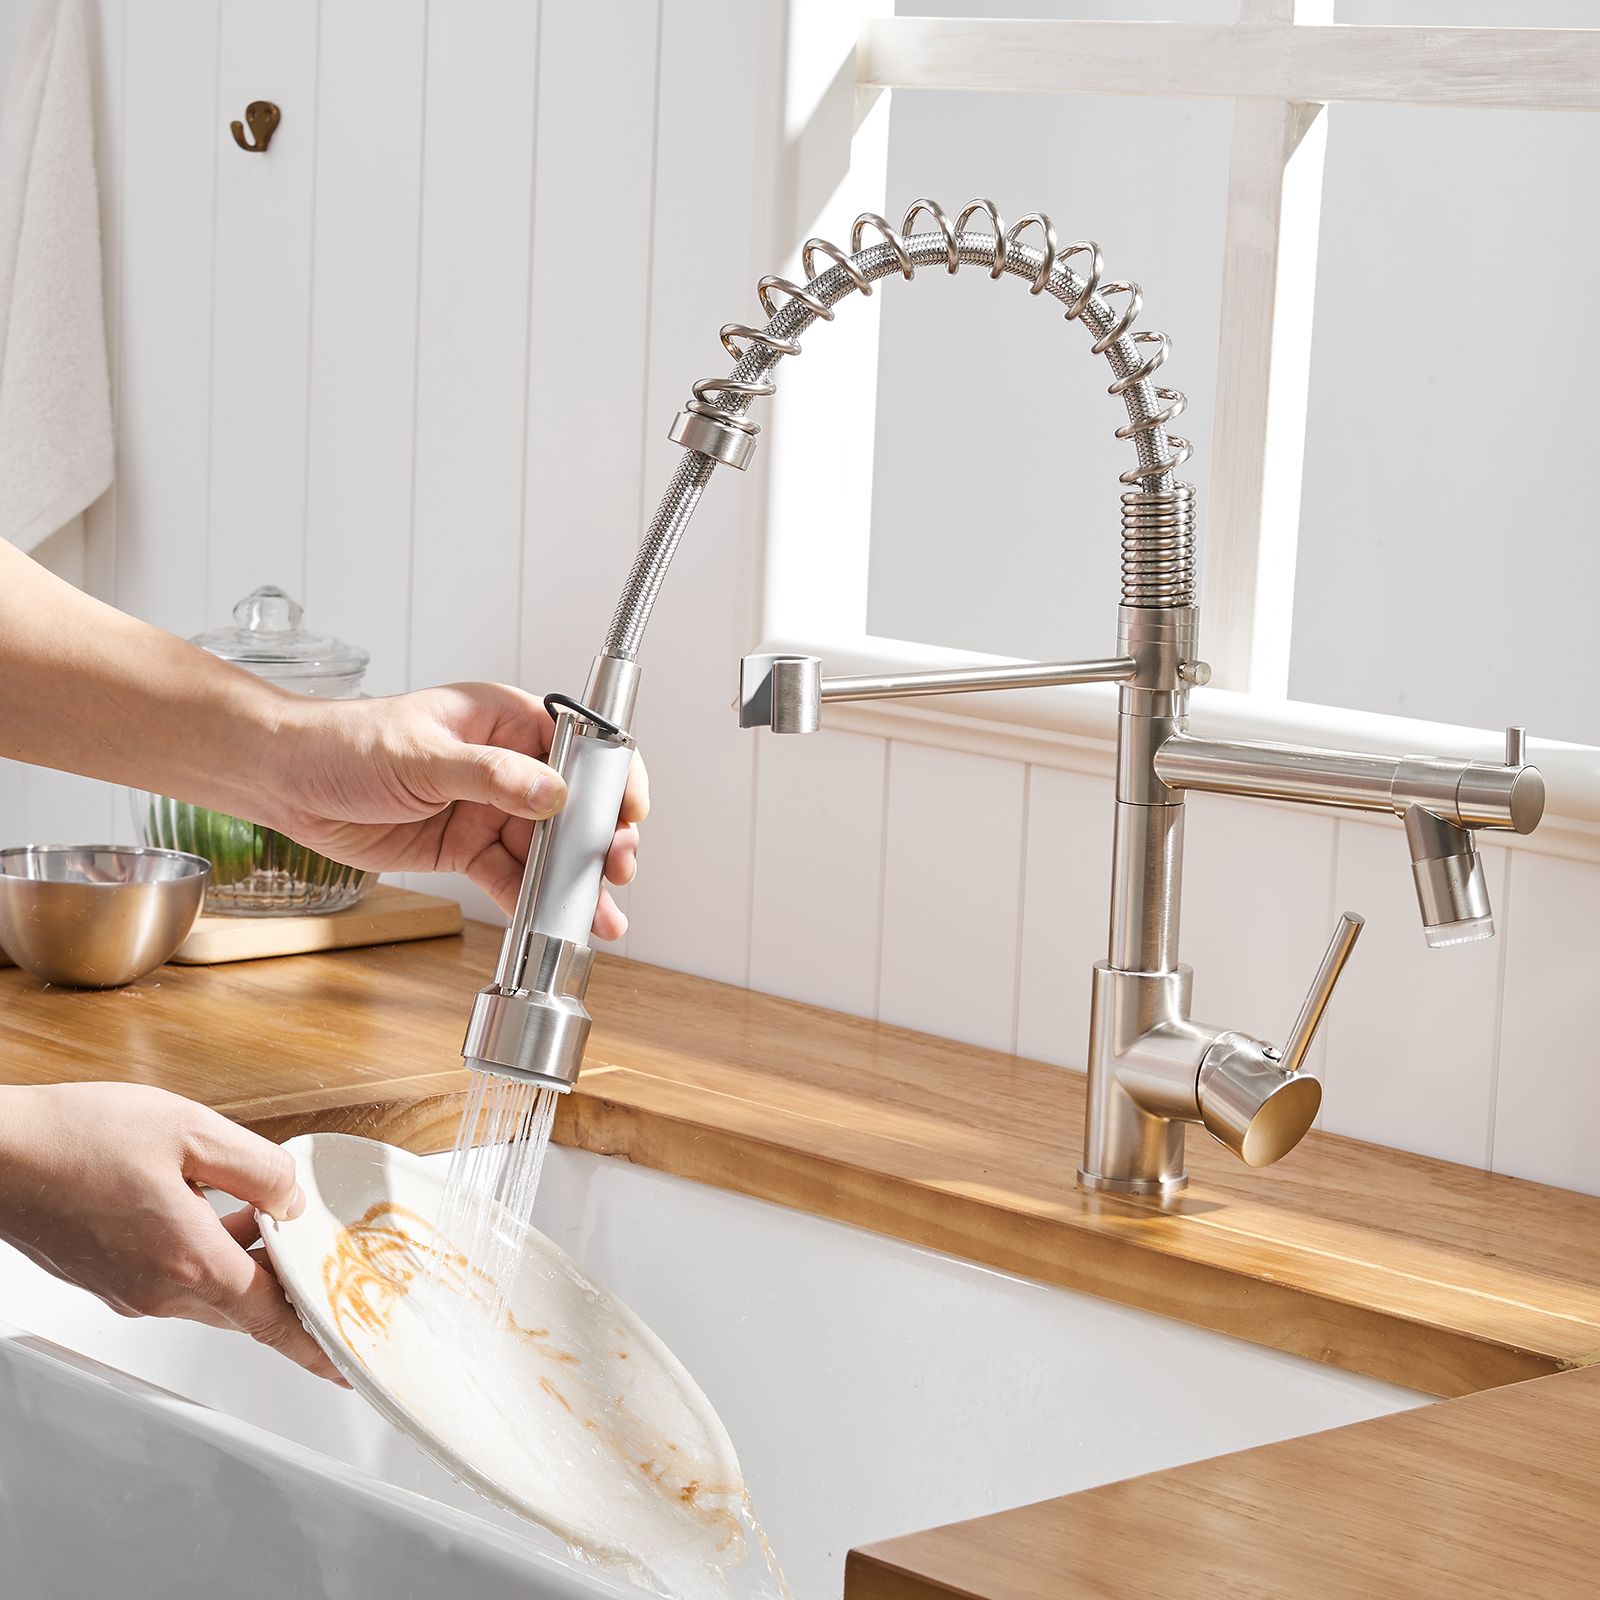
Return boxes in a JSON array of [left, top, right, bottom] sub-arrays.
[[143, 797, 367, 906]]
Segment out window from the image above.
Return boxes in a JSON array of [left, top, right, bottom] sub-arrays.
[[758, 1, 1599, 832]]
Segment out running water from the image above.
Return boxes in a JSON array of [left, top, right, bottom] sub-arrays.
[[415, 1071, 794, 1600], [429, 1072, 562, 1330]]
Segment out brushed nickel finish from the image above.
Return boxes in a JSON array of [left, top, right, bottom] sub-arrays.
[[667, 408, 757, 471], [582, 654, 642, 731], [1405, 807, 1494, 947], [465, 702, 635, 1090], [1079, 965, 1196, 1194], [462, 935, 595, 1091], [468, 196, 1551, 1187], [1153, 735, 1545, 835], [819, 657, 1137, 702], [1196, 1032, 1323, 1170], [739, 652, 1138, 731], [1278, 914, 1365, 1078], [740, 654, 824, 734]]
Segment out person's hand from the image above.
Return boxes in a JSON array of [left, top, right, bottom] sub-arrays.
[[267, 684, 648, 940], [0, 545, 643, 932], [0, 1083, 345, 1384]]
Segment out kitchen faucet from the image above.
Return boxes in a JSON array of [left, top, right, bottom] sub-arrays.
[[461, 197, 1544, 1196]]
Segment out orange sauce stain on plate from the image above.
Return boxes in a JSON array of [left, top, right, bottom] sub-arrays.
[[321, 1201, 748, 1561]]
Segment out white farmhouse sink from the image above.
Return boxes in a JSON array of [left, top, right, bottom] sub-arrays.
[[0, 1144, 1430, 1597]]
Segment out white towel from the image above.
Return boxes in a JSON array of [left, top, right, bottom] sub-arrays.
[[0, 0, 111, 556]]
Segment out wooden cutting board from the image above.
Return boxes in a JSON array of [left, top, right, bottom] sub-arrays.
[[169, 884, 464, 964]]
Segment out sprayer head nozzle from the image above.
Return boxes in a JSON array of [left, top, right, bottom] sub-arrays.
[[1423, 915, 1495, 948], [461, 935, 596, 1090]]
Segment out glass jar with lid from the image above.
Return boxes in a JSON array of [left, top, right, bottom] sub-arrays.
[[131, 586, 376, 915]]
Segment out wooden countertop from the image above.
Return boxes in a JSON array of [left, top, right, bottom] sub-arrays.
[[847, 1363, 1600, 1600], [2, 920, 1598, 1402], [6, 922, 1598, 1595]]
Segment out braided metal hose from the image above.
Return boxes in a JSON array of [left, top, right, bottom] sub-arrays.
[[603, 198, 1196, 663]]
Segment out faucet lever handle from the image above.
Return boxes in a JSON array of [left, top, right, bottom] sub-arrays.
[[1275, 913, 1365, 1077]]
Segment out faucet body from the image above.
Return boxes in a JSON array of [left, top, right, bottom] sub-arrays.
[[462, 198, 1545, 1194], [1076, 600, 1539, 1193]]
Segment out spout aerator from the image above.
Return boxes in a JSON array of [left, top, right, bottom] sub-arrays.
[[1423, 915, 1494, 949], [1405, 806, 1495, 947], [1197, 1033, 1322, 1168]]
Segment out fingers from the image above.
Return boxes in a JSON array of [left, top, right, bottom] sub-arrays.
[[430, 743, 566, 822], [594, 810, 640, 941], [592, 885, 628, 943], [195, 1206, 347, 1386], [435, 682, 557, 762], [181, 1113, 304, 1223], [497, 812, 533, 868], [439, 702, 643, 933], [231, 1254, 350, 1385], [220, 1206, 262, 1249], [604, 821, 639, 888], [0, 1084, 347, 1385], [620, 751, 650, 825], [467, 836, 534, 917]]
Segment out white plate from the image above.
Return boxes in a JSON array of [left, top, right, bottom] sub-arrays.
[[259, 1133, 756, 1592]]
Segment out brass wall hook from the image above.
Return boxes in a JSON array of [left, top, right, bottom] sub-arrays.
[[230, 101, 280, 153]]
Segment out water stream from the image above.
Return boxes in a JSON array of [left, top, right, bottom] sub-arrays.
[[429, 1073, 561, 1331], [420, 1071, 794, 1600]]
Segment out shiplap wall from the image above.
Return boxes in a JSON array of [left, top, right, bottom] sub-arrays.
[[4, 0, 1598, 1200]]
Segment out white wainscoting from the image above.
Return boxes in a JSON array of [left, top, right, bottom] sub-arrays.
[[2, 0, 1596, 1201]]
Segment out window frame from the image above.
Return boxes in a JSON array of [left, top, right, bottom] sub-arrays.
[[752, 4, 1600, 859]]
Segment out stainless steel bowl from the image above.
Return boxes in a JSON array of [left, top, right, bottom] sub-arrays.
[[0, 845, 210, 988]]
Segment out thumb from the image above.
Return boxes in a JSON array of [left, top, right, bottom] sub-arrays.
[[424, 742, 567, 821], [181, 1112, 304, 1222]]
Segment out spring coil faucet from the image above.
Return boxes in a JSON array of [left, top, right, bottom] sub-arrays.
[[462, 197, 1544, 1195]]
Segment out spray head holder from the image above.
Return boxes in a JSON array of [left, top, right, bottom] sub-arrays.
[[739, 654, 822, 734]]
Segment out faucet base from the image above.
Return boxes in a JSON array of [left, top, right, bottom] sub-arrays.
[[1078, 963, 1206, 1192], [1076, 1166, 1188, 1197]]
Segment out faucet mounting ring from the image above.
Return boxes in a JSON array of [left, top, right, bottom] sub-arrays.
[[1077, 1168, 1189, 1198]]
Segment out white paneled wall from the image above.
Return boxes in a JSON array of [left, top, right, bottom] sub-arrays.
[[304, 0, 427, 702], [749, 728, 887, 1019], [4, 1, 1598, 1203], [1320, 823, 1506, 1170], [1014, 766, 1113, 1071], [620, 0, 775, 988], [877, 741, 1026, 1050], [1494, 852, 1600, 1195]]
